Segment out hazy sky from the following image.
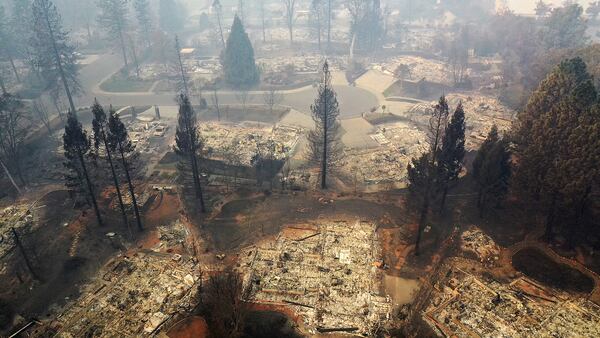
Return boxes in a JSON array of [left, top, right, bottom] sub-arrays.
[[507, 0, 593, 13]]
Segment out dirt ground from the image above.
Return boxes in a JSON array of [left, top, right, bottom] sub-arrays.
[[200, 191, 413, 253], [0, 186, 181, 324]]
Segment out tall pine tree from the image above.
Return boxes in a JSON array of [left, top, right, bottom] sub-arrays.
[[307, 61, 342, 189], [513, 57, 599, 242], [97, 0, 130, 69], [108, 109, 144, 231], [92, 100, 131, 235], [134, 0, 152, 47], [31, 0, 81, 114], [63, 111, 103, 226], [472, 126, 511, 217], [175, 94, 206, 213], [407, 95, 449, 256], [437, 103, 466, 211]]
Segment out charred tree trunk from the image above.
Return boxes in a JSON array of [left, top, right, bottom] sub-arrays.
[[103, 136, 131, 237], [45, 10, 77, 115], [118, 144, 143, 231], [12, 228, 40, 281], [77, 150, 103, 226], [9, 55, 21, 83]]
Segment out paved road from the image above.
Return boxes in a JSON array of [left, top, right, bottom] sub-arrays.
[[75, 54, 379, 119]]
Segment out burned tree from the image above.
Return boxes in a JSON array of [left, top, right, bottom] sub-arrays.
[[175, 94, 206, 213], [97, 0, 130, 69], [200, 270, 249, 338], [31, 0, 81, 115], [310, 0, 325, 50], [134, 0, 153, 47], [282, 0, 297, 44], [0, 93, 28, 186], [263, 87, 283, 116], [32, 99, 52, 134], [92, 100, 131, 234], [307, 61, 342, 189], [407, 96, 449, 255], [107, 109, 143, 231], [212, 0, 226, 48], [174, 35, 189, 94], [63, 111, 103, 226]]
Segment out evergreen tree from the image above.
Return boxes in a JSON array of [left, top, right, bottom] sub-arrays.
[[347, 0, 384, 52], [540, 4, 587, 50], [437, 103, 466, 211], [10, 0, 34, 77], [535, 0, 551, 18], [134, 0, 153, 47], [175, 94, 206, 213], [407, 152, 433, 211], [588, 2, 600, 21], [307, 61, 342, 189], [0, 5, 20, 83], [472, 126, 511, 217], [222, 15, 259, 88], [97, 0, 130, 68], [513, 57, 599, 242], [107, 109, 144, 231], [91, 100, 131, 235], [63, 111, 103, 226], [31, 0, 81, 114], [159, 0, 184, 34], [407, 96, 449, 256]]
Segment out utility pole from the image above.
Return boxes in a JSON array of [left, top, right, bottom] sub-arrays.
[[12, 227, 40, 281]]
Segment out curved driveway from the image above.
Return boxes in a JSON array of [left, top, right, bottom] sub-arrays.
[[76, 54, 379, 119]]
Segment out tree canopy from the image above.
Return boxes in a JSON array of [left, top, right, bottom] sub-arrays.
[[222, 15, 259, 89]]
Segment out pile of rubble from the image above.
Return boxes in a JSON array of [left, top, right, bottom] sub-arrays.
[[155, 221, 189, 252], [378, 56, 454, 85], [424, 265, 600, 337], [447, 93, 514, 149], [47, 253, 199, 337], [200, 122, 303, 166], [137, 64, 170, 81], [341, 148, 409, 186], [460, 228, 500, 267], [128, 119, 170, 154], [239, 221, 391, 335], [339, 121, 428, 186]]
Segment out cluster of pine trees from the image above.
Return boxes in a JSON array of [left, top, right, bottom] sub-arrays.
[[406, 96, 467, 255], [513, 57, 600, 246], [63, 102, 143, 233], [408, 57, 600, 254]]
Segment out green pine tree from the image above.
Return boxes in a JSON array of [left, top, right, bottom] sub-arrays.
[[222, 15, 259, 88], [437, 102, 466, 211], [472, 126, 511, 217], [513, 57, 599, 241]]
